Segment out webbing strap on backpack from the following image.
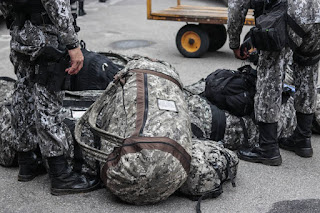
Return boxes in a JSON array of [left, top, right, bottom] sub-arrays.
[[195, 162, 224, 213], [239, 118, 250, 148], [209, 103, 226, 141], [74, 82, 124, 163], [195, 184, 223, 213]]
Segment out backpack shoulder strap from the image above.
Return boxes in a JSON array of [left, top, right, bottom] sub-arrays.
[[239, 117, 250, 148], [287, 15, 307, 39]]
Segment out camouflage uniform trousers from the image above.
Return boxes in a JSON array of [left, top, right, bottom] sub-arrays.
[[255, 24, 320, 123], [0, 78, 16, 166], [11, 56, 70, 158]]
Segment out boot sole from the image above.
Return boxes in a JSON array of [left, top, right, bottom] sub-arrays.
[[279, 144, 313, 158], [238, 154, 282, 166], [295, 148, 313, 158], [50, 181, 102, 196], [18, 168, 47, 182], [18, 174, 37, 182]]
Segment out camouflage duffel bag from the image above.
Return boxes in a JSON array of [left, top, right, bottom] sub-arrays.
[[0, 77, 17, 167], [75, 56, 192, 205], [178, 139, 238, 212]]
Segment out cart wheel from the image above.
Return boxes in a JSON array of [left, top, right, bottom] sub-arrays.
[[176, 24, 209, 58], [201, 24, 227, 51]]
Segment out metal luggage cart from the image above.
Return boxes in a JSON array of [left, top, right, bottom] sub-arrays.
[[147, 0, 255, 57]]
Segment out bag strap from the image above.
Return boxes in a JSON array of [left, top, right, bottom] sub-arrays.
[[74, 82, 124, 163], [287, 15, 307, 39], [195, 184, 223, 213], [209, 103, 226, 141], [0, 76, 16, 82], [239, 118, 250, 148], [196, 162, 224, 213]]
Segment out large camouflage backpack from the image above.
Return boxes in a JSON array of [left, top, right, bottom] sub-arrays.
[[75, 56, 192, 205], [184, 79, 258, 150], [184, 79, 297, 150], [178, 139, 238, 213], [0, 77, 17, 167]]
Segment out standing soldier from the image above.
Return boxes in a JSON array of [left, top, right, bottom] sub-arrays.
[[0, 0, 100, 194], [227, 0, 320, 166]]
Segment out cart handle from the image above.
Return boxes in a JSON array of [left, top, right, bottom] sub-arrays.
[[147, 0, 181, 19]]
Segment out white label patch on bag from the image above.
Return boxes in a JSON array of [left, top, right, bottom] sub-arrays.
[[71, 110, 86, 119], [157, 99, 178, 112]]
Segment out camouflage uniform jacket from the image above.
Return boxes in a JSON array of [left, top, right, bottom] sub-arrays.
[[227, 0, 320, 49], [0, 0, 78, 60]]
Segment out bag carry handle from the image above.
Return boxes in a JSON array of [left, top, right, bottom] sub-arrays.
[[74, 81, 125, 163]]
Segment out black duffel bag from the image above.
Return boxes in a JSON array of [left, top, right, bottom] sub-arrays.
[[69, 42, 123, 91]]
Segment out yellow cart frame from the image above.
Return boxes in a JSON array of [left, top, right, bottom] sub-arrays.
[[147, 0, 255, 57]]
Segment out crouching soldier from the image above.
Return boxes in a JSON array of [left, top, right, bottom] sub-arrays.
[[0, 0, 100, 194], [227, 0, 320, 165]]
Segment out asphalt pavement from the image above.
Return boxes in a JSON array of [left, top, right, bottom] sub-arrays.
[[1, 0, 320, 213]]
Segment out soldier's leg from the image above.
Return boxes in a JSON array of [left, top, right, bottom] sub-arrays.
[[78, 0, 86, 16], [279, 24, 320, 157], [11, 59, 45, 181], [0, 77, 17, 167], [34, 84, 100, 195], [238, 48, 289, 166]]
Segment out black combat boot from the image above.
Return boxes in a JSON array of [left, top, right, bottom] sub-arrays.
[[279, 112, 313, 157], [47, 155, 101, 196], [78, 1, 86, 16], [238, 122, 282, 166], [18, 150, 46, 182]]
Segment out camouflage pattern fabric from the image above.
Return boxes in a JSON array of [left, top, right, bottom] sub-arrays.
[[184, 79, 297, 150], [0, 106, 16, 167], [224, 113, 258, 150], [75, 57, 192, 205], [185, 92, 258, 150], [183, 78, 205, 95], [312, 92, 320, 134], [0, 78, 16, 167], [0, 0, 80, 158], [278, 96, 296, 139], [179, 139, 238, 197], [0, 0, 78, 61], [284, 50, 294, 85], [228, 0, 320, 123], [99, 51, 132, 69], [0, 76, 101, 173], [10, 60, 69, 157], [227, 0, 320, 49], [287, 1, 320, 25]]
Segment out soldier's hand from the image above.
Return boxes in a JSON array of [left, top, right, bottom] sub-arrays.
[[66, 47, 84, 75], [233, 48, 249, 60]]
